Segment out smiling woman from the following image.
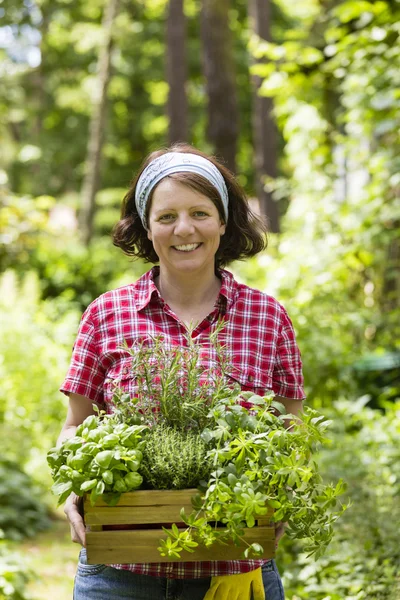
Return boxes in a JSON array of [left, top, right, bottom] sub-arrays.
[[57, 143, 305, 600], [112, 144, 267, 267]]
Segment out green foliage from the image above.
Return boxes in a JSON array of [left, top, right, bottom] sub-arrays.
[[0, 270, 79, 472], [244, 0, 400, 405], [278, 399, 400, 599], [0, 191, 147, 311], [140, 423, 213, 490], [117, 321, 235, 432], [48, 327, 347, 559], [48, 413, 147, 506], [0, 543, 32, 600], [159, 394, 347, 560], [0, 0, 260, 201], [0, 459, 51, 541]]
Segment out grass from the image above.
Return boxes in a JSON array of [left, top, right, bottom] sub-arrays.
[[11, 515, 77, 600]]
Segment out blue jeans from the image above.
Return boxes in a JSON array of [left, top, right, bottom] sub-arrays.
[[74, 548, 285, 599]]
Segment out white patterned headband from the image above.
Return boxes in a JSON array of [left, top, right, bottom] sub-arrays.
[[134, 152, 229, 228]]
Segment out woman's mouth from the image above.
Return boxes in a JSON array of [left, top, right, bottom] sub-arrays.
[[172, 243, 202, 252]]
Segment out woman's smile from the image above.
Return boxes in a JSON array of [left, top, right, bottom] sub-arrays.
[[172, 243, 202, 252]]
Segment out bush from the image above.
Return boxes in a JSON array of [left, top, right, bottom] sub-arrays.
[[0, 543, 32, 600], [278, 399, 400, 599], [0, 191, 148, 311], [0, 459, 51, 541], [0, 271, 79, 475]]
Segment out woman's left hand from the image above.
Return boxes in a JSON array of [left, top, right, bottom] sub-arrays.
[[274, 522, 287, 548]]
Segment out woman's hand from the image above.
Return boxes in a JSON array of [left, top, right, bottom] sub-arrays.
[[64, 492, 86, 546], [274, 521, 287, 548]]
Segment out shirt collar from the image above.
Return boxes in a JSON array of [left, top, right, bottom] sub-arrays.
[[217, 268, 238, 311], [134, 266, 162, 311], [134, 266, 238, 312]]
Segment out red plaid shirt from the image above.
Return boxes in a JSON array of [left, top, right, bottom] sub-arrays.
[[61, 267, 305, 578]]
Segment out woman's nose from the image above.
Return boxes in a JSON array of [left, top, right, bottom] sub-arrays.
[[173, 215, 195, 236]]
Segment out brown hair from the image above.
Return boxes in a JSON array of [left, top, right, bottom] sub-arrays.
[[112, 143, 268, 268]]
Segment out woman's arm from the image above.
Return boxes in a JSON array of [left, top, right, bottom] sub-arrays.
[[57, 393, 97, 446], [274, 396, 304, 545], [276, 395, 304, 423], [58, 393, 97, 545]]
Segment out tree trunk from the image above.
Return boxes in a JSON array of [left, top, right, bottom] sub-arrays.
[[79, 0, 119, 246], [200, 0, 238, 173], [166, 0, 188, 144], [248, 0, 280, 232]]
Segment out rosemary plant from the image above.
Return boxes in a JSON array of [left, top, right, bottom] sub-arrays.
[[113, 319, 237, 432]]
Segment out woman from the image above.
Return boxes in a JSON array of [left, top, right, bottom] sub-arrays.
[[58, 144, 305, 600]]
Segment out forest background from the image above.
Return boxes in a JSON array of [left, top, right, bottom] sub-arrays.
[[1, 0, 399, 598]]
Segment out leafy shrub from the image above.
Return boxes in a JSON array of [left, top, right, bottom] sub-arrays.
[[240, 0, 400, 408], [0, 191, 147, 311], [0, 271, 79, 475], [278, 399, 400, 599], [0, 459, 51, 541], [0, 543, 32, 600]]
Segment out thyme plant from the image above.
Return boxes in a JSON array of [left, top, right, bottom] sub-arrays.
[[140, 423, 213, 490]]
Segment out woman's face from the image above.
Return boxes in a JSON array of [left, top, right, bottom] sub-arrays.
[[147, 178, 226, 278]]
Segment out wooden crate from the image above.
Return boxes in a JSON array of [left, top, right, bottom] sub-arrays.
[[84, 488, 275, 564]]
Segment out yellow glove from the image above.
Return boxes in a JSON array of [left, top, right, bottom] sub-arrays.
[[203, 567, 265, 600]]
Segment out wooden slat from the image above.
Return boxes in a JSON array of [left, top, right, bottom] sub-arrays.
[[84, 489, 275, 563], [257, 518, 273, 526], [85, 506, 274, 527], [85, 503, 194, 525], [84, 490, 274, 526], [86, 526, 275, 564], [85, 489, 198, 509]]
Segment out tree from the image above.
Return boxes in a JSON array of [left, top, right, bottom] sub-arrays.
[[79, 0, 120, 246], [166, 0, 188, 144], [200, 0, 239, 173], [248, 0, 280, 232]]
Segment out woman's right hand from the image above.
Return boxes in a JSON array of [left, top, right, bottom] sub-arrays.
[[64, 492, 86, 546], [58, 394, 97, 547]]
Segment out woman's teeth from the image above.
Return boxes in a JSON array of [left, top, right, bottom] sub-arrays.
[[173, 244, 200, 252]]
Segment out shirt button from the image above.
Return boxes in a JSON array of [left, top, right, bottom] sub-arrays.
[[248, 375, 254, 383]]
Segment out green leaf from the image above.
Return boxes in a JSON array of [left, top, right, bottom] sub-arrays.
[[80, 479, 98, 492], [51, 481, 73, 497], [94, 450, 114, 469]]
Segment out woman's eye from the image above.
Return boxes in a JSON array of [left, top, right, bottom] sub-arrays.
[[193, 211, 208, 217], [159, 214, 175, 222]]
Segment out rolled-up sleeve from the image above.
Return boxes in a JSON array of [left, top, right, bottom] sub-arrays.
[[60, 304, 105, 405], [272, 306, 306, 400]]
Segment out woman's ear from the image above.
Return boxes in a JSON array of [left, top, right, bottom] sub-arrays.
[[147, 227, 152, 241], [219, 222, 226, 236]]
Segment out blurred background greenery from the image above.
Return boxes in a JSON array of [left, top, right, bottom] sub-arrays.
[[1, 0, 399, 598]]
